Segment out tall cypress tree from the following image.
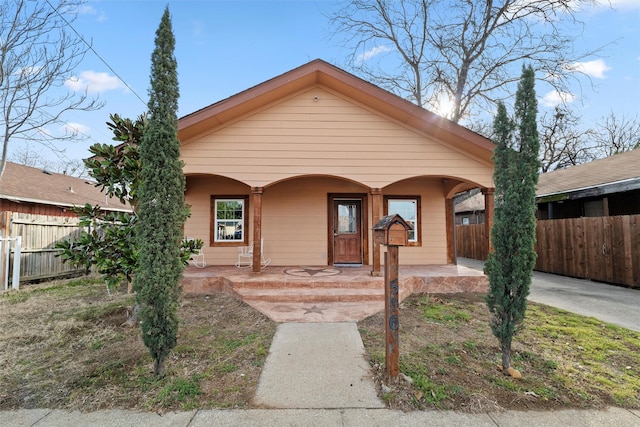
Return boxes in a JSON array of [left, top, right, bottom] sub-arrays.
[[485, 65, 540, 376], [136, 6, 186, 377]]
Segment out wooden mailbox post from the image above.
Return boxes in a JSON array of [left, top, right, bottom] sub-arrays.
[[373, 214, 412, 384]]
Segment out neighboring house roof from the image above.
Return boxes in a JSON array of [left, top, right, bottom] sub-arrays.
[[454, 193, 485, 213], [536, 149, 640, 202], [179, 59, 493, 165], [0, 161, 131, 212]]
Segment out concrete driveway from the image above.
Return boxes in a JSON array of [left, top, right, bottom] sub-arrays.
[[458, 258, 640, 332]]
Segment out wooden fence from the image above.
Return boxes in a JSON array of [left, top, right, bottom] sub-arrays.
[[456, 215, 640, 288], [455, 224, 487, 261], [0, 211, 86, 283]]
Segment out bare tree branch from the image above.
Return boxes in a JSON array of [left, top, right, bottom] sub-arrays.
[[539, 106, 595, 172], [592, 112, 640, 157], [0, 0, 102, 178], [330, 0, 602, 123]]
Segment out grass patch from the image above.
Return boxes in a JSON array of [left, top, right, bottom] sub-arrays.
[[0, 278, 277, 411], [419, 295, 472, 328], [359, 292, 640, 412], [152, 376, 203, 410]]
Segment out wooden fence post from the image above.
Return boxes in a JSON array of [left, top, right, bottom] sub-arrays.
[[0, 212, 10, 289]]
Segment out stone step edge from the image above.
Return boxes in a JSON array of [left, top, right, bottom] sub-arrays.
[[235, 287, 413, 303]]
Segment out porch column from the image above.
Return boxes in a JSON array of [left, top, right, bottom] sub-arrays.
[[482, 187, 495, 257], [445, 197, 455, 264], [251, 187, 263, 273], [371, 188, 383, 276]]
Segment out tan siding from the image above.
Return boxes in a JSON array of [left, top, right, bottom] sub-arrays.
[[181, 86, 492, 188], [185, 175, 369, 266], [185, 174, 451, 266], [184, 176, 250, 265]]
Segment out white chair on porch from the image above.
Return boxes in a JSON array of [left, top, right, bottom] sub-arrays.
[[236, 239, 271, 269], [186, 237, 206, 268]]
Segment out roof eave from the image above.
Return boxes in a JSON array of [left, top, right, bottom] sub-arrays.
[[0, 194, 132, 213]]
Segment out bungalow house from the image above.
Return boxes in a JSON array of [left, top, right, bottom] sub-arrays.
[[453, 189, 485, 225], [179, 60, 495, 274]]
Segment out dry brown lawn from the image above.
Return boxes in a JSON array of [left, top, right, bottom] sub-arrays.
[[1, 276, 638, 413]]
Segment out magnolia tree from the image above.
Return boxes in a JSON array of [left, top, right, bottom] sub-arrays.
[[56, 113, 200, 298]]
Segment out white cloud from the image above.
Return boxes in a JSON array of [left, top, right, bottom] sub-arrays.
[[540, 90, 577, 107], [61, 122, 91, 137], [77, 5, 107, 22], [566, 59, 612, 79], [65, 71, 125, 93], [357, 45, 391, 62], [595, 0, 640, 9]]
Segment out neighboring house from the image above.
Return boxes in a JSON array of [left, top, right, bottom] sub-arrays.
[[0, 161, 130, 217], [179, 59, 495, 272], [536, 149, 640, 219], [0, 161, 131, 282], [453, 189, 485, 225], [454, 149, 640, 221]]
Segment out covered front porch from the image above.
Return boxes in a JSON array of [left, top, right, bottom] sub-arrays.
[[181, 263, 487, 322]]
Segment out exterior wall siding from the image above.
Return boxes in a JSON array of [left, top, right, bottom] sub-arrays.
[[184, 175, 449, 266], [181, 86, 493, 189]]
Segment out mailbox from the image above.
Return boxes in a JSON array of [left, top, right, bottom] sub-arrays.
[[373, 214, 413, 246]]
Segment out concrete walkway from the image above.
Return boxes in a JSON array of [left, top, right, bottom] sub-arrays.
[[457, 258, 640, 332], [253, 322, 384, 409]]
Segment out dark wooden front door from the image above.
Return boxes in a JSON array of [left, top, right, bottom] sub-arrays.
[[333, 199, 362, 264]]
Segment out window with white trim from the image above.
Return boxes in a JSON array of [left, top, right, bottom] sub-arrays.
[[211, 196, 248, 245], [385, 196, 420, 245]]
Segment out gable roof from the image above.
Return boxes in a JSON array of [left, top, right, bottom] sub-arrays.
[[0, 162, 131, 212], [537, 149, 640, 198], [178, 59, 493, 164]]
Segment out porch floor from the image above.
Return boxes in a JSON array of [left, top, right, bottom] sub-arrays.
[[181, 264, 488, 323]]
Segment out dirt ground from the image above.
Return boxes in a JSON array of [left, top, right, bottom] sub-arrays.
[[0, 278, 638, 412]]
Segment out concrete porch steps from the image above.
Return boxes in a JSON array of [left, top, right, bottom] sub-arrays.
[[233, 286, 386, 303], [180, 264, 488, 322], [231, 281, 413, 322]]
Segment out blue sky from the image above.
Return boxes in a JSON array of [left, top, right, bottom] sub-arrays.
[[13, 0, 640, 164]]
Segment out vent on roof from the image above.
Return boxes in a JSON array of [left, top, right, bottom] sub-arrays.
[[68, 186, 74, 193], [42, 169, 52, 175]]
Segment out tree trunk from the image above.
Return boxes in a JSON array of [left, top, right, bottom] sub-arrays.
[[154, 357, 165, 377], [501, 340, 512, 375]]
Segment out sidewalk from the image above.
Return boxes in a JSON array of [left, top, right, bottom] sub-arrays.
[[2, 406, 639, 426]]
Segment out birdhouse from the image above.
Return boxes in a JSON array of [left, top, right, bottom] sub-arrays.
[[373, 214, 413, 246]]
